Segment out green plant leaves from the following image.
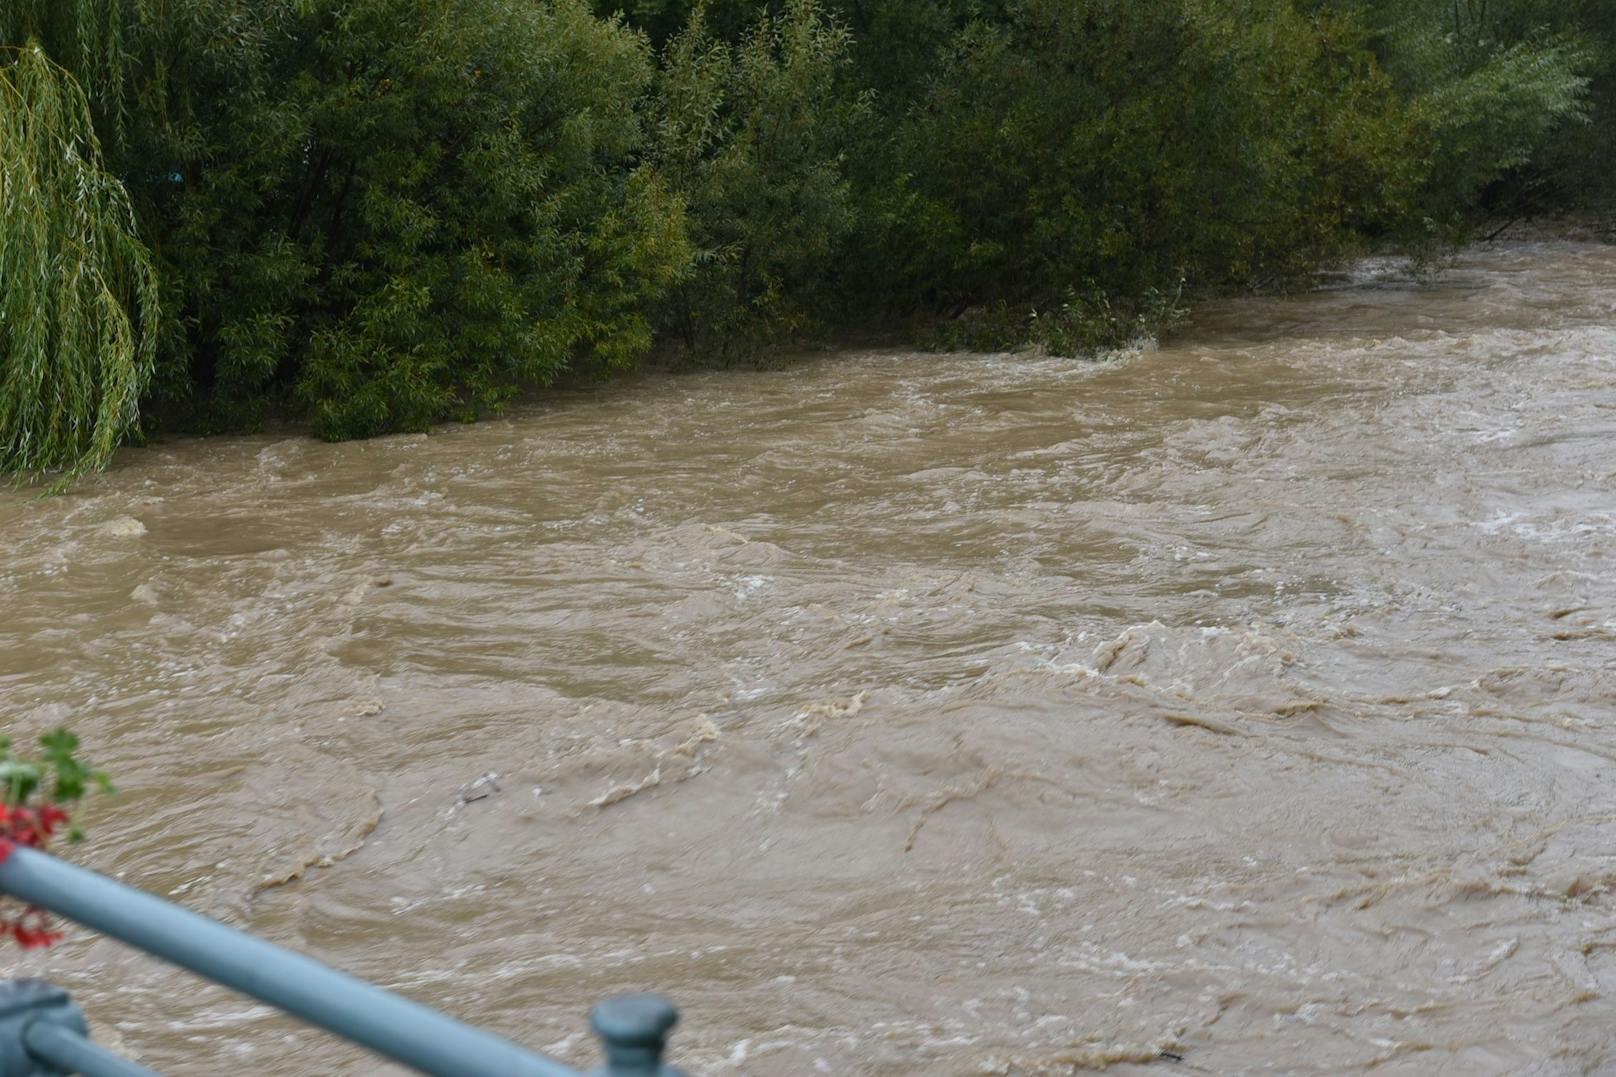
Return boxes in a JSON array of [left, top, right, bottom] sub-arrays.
[[0, 41, 158, 487], [0, 729, 111, 807]]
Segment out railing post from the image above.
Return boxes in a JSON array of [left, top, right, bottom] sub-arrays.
[[0, 979, 156, 1077], [0, 980, 82, 1076], [590, 994, 684, 1076]]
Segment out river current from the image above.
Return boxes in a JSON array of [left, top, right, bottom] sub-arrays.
[[3, 240, 1615, 1074]]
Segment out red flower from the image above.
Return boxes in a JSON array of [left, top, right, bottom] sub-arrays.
[[0, 806, 75, 949], [0, 804, 71, 851], [8, 908, 62, 949]]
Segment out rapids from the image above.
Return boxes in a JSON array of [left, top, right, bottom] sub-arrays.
[[3, 240, 1615, 1074]]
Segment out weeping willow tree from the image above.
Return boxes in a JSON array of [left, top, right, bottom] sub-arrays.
[[0, 0, 145, 148], [0, 42, 158, 486]]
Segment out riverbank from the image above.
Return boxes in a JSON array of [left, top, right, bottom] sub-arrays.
[[8, 1, 1613, 484]]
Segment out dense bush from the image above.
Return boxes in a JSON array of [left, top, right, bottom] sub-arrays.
[[841, 0, 1421, 351], [1315, 0, 1608, 222], [6, 0, 689, 449], [651, 0, 866, 355], [148, 0, 690, 437]]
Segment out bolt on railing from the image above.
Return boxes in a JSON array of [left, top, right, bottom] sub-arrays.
[[0, 844, 683, 1075]]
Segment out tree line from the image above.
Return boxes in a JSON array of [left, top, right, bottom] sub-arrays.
[[2, 0, 1610, 483]]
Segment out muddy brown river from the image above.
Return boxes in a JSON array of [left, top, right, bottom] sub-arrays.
[[3, 240, 1616, 1074]]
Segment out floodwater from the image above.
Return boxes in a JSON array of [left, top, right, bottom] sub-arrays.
[[3, 240, 1615, 1075]]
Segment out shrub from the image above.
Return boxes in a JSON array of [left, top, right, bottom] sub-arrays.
[[650, 0, 867, 357], [1314, 0, 1599, 225], [137, 0, 690, 437], [842, 0, 1421, 339]]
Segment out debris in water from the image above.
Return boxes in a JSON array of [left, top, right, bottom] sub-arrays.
[[590, 766, 664, 809], [99, 516, 146, 538], [672, 716, 720, 757], [459, 772, 502, 804], [255, 789, 384, 892]]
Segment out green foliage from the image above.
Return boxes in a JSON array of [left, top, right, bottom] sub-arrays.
[[923, 284, 1190, 358], [0, 0, 145, 146], [1315, 0, 1604, 221], [132, 0, 690, 438], [594, 0, 770, 48], [0, 43, 159, 486], [0, 730, 113, 811], [651, 0, 866, 356], [1418, 36, 1590, 221], [1032, 283, 1189, 358], [845, 0, 1420, 335], [1, 0, 1612, 482]]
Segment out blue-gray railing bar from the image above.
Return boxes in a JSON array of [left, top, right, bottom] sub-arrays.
[[0, 844, 603, 1076], [22, 1018, 160, 1077]]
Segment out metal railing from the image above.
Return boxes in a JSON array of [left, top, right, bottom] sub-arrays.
[[0, 844, 682, 1075]]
